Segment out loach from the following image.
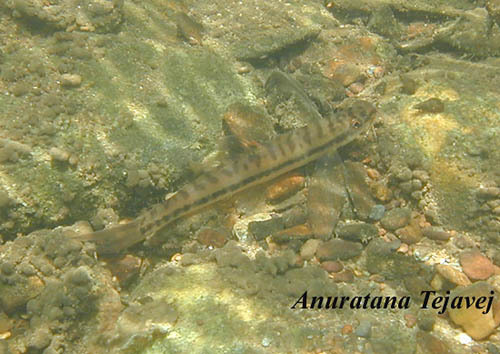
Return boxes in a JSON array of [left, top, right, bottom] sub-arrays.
[[73, 99, 377, 254]]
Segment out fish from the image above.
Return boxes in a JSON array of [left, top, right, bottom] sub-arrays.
[[73, 99, 376, 254]]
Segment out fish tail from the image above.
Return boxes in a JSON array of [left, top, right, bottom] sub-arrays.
[[73, 220, 145, 255]]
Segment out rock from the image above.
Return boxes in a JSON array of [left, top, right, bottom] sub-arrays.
[[266, 174, 305, 203], [300, 239, 321, 260], [248, 216, 284, 241], [197, 228, 227, 248], [331, 63, 364, 86], [49, 147, 70, 162], [60, 74, 82, 88], [395, 214, 423, 245], [380, 207, 411, 231], [330, 269, 354, 283], [460, 250, 495, 280], [435, 264, 471, 287], [355, 320, 372, 338], [369, 204, 385, 221], [335, 221, 378, 243], [448, 282, 500, 340], [316, 239, 362, 261], [423, 226, 451, 241], [320, 261, 343, 273]]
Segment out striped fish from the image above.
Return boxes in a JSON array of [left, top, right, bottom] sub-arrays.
[[74, 99, 376, 254]]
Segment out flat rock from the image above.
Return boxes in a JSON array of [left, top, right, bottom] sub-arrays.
[[460, 250, 495, 281], [316, 239, 363, 261]]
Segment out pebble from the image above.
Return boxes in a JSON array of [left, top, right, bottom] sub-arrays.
[[266, 174, 305, 203], [417, 311, 436, 332], [272, 224, 312, 243], [331, 63, 363, 86], [369, 204, 385, 221], [341, 324, 353, 335], [435, 264, 471, 287], [49, 147, 70, 162], [460, 250, 495, 280], [316, 239, 362, 261], [404, 313, 417, 328], [448, 281, 499, 340], [330, 269, 354, 283], [380, 207, 411, 231], [248, 216, 284, 241], [300, 239, 321, 260], [423, 226, 451, 241], [355, 320, 372, 338], [60, 73, 82, 87], [335, 221, 378, 243], [0, 190, 12, 209], [393, 166, 413, 181], [395, 214, 422, 244], [321, 260, 343, 273], [477, 186, 500, 198], [197, 228, 227, 248], [414, 97, 444, 113]]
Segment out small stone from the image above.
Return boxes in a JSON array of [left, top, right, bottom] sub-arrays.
[[417, 332, 452, 353], [330, 269, 354, 283], [477, 186, 500, 198], [321, 261, 343, 273], [414, 97, 444, 113], [316, 239, 362, 261], [272, 224, 312, 243], [49, 147, 70, 162], [248, 216, 284, 241], [435, 264, 471, 287], [448, 282, 499, 340], [341, 324, 353, 335], [335, 221, 378, 243], [380, 207, 411, 231], [331, 63, 363, 86], [393, 166, 413, 181], [404, 313, 417, 328], [395, 214, 423, 244], [266, 174, 305, 203], [300, 239, 321, 260], [460, 250, 495, 280], [369, 204, 385, 221], [60, 73, 82, 87], [423, 226, 451, 241], [355, 320, 372, 338], [0, 190, 12, 209], [417, 311, 436, 332], [197, 228, 227, 248]]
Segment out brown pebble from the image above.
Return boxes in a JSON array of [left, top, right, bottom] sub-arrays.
[[107, 254, 142, 285], [197, 228, 227, 248], [423, 226, 451, 241], [266, 174, 305, 203], [366, 168, 380, 180], [329, 269, 354, 283], [341, 324, 353, 335], [404, 314, 417, 328], [460, 250, 495, 281], [435, 264, 471, 286], [321, 261, 343, 273]]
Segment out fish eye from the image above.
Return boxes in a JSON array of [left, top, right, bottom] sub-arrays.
[[352, 119, 361, 128]]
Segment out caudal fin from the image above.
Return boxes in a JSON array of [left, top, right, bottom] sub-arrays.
[[73, 220, 145, 254]]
